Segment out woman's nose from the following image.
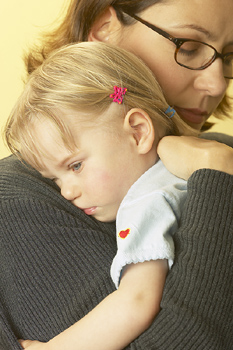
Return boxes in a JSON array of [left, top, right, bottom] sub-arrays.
[[194, 59, 227, 97], [60, 181, 81, 201]]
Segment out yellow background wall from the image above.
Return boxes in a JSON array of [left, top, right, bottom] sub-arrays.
[[1, 0, 233, 159], [0, 0, 66, 159]]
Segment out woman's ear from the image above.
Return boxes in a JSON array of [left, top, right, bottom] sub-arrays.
[[124, 108, 155, 154], [88, 7, 122, 43]]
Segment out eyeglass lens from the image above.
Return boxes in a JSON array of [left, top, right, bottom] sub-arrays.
[[176, 41, 233, 78]]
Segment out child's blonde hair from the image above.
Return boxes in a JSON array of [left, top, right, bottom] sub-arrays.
[[5, 42, 197, 168]]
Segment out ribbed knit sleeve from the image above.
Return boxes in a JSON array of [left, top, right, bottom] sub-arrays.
[[130, 169, 233, 350], [0, 156, 117, 349]]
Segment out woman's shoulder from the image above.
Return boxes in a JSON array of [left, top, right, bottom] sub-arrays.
[[0, 155, 57, 196], [0, 154, 41, 178], [0, 155, 68, 210], [201, 132, 233, 147]]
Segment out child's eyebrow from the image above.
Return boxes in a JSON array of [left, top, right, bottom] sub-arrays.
[[58, 152, 81, 168], [34, 149, 82, 177]]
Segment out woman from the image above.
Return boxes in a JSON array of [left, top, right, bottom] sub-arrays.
[[0, 0, 233, 349]]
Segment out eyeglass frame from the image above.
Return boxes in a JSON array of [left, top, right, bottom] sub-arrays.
[[124, 12, 233, 79]]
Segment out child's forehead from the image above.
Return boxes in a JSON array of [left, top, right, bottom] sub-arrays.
[[28, 103, 123, 154], [21, 137, 78, 173], [33, 117, 78, 149], [21, 117, 78, 165]]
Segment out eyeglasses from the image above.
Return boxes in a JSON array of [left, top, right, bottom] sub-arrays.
[[125, 13, 233, 79]]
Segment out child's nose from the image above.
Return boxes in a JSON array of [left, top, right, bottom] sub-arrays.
[[60, 182, 81, 201]]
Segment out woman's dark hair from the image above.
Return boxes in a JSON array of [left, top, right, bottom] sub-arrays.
[[25, 0, 159, 74]]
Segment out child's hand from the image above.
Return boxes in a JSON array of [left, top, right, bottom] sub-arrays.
[[19, 339, 48, 350]]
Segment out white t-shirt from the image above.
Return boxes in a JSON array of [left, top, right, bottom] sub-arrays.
[[111, 160, 187, 288]]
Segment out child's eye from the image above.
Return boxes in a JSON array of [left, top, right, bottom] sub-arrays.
[[70, 162, 82, 172]]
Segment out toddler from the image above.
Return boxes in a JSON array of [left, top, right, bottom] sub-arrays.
[[5, 42, 197, 350]]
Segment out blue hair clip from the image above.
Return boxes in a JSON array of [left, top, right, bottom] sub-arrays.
[[165, 106, 176, 118]]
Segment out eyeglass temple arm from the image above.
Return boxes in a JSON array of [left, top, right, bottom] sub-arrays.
[[124, 12, 175, 43]]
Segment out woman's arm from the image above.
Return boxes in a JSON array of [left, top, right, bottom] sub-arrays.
[[0, 156, 116, 349], [20, 260, 167, 350], [130, 135, 233, 349], [130, 169, 233, 349]]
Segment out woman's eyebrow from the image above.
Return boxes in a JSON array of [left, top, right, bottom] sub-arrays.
[[172, 24, 217, 40]]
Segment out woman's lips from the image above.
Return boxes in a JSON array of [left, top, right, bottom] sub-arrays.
[[174, 106, 208, 125]]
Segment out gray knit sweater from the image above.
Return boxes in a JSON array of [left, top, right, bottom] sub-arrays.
[[0, 134, 233, 349]]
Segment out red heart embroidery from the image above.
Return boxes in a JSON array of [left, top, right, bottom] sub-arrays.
[[118, 228, 130, 239]]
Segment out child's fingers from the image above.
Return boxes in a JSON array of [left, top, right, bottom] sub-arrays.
[[18, 339, 34, 348]]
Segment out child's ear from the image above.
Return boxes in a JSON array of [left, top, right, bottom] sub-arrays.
[[124, 108, 155, 154], [88, 7, 121, 43]]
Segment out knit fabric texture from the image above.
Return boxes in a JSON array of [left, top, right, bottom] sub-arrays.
[[0, 135, 233, 349]]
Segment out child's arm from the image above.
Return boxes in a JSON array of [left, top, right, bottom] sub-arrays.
[[20, 259, 168, 350]]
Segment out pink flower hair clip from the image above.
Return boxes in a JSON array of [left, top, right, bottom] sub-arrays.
[[110, 86, 127, 104]]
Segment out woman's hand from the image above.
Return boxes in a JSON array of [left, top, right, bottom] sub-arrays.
[[19, 339, 48, 350], [157, 135, 233, 180]]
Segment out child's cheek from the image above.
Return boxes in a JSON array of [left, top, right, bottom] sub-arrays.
[[92, 170, 116, 197]]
